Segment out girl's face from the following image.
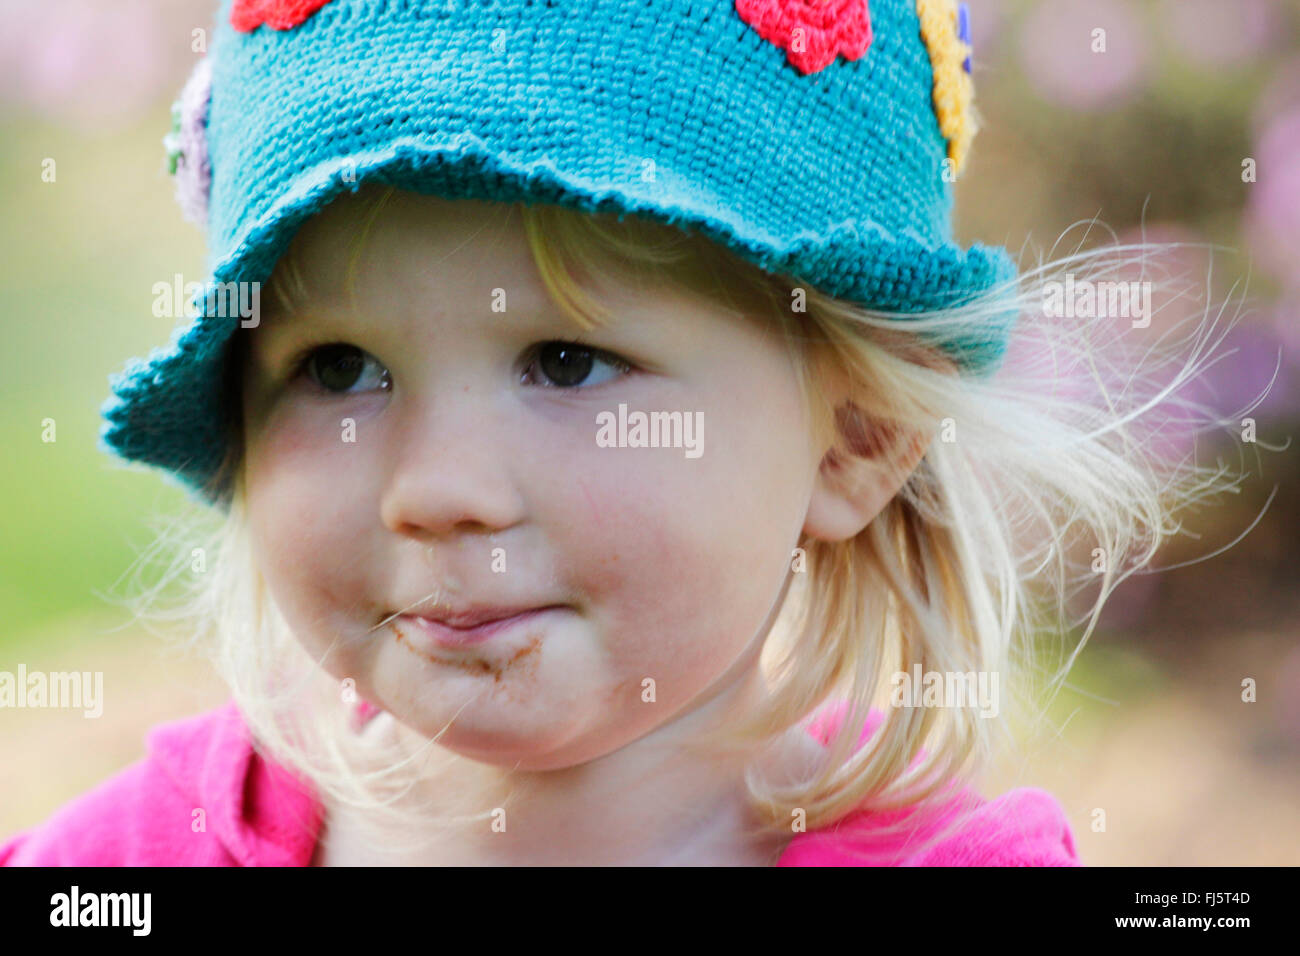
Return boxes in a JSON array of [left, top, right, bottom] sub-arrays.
[[240, 189, 828, 770]]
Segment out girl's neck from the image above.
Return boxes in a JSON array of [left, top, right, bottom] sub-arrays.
[[311, 762, 801, 866]]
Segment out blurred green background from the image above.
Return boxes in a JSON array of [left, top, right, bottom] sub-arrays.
[[2, 0, 1297, 863]]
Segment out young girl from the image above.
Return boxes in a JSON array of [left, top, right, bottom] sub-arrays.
[[3, 0, 1241, 866]]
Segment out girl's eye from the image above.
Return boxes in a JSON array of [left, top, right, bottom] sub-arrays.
[[289, 340, 629, 394], [522, 340, 632, 389], [297, 343, 391, 394]]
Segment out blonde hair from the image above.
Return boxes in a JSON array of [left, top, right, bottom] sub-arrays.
[[126, 185, 1265, 861]]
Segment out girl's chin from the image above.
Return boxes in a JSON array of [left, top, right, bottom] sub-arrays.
[[380, 683, 586, 761]]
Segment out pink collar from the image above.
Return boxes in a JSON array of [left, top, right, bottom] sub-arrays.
[[160, 698, 881, 866]]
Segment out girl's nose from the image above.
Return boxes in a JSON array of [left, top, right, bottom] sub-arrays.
[[378, 388, 526, 541]]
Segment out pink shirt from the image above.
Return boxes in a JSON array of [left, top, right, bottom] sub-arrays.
[[1, 698, 1080, 866]]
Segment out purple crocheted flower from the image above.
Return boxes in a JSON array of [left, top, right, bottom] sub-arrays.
[[163, 57, 213, 228]]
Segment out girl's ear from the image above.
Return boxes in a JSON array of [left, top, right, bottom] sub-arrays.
[[802, 402, 931, 542]]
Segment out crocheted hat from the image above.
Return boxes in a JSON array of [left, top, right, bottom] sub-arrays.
[[101, 0, 1019, 508]]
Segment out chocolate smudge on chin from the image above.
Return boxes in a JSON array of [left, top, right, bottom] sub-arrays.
[[393, 622, 542, 683]]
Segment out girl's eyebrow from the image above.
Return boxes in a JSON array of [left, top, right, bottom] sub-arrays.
[[255, 305, 346, 339], [251, 295, 625, 355], [242, 308, 337, 363]]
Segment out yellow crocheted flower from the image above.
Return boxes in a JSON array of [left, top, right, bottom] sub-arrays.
[[916, 0, 976, 177]]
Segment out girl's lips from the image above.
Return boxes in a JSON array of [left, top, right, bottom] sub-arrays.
[[395, 607, 560, 649]]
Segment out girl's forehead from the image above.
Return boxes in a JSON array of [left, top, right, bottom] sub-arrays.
[[294, 190, 511, 257], [272, 186, 780, 339], [278, 191, 526, 296]]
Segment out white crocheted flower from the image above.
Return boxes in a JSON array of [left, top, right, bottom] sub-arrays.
[[163, 57, 213, 228]]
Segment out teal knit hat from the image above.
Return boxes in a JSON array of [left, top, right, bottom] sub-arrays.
[[100, 0, 1019, 508]]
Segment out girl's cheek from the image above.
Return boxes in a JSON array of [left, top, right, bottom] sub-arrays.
[[245, 406, 373, 560], [568, 467, 689, 599], [251, 395, 387, 471]]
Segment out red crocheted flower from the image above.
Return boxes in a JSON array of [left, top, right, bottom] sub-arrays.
[[735, 0, 873, 75], [231, 0, 336, 33]]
